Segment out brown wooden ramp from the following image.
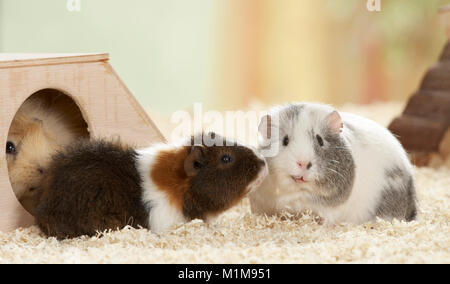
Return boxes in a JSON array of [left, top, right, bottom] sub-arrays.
[[389, 43, 450, 166]]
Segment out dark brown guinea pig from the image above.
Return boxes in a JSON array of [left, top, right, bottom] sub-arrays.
[[35, 133, 267, 239]]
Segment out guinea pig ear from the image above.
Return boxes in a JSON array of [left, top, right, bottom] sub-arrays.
[[326, 111, 343, 134], [258, 115, 272, 140], [32, 118, 44, 128], [184, 145, 206, 177]]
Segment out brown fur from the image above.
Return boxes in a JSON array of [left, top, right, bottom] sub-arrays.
[[35, 133, 266, 239], [151, 147, 190, 211], [35, 140, 148, 239], [172, 134, 266, 221], [6, 89, 89, 214]]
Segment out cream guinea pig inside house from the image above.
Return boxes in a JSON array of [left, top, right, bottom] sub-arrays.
[[6, 89, 89, 215]]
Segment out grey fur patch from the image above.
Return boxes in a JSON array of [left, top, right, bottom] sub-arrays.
[[386, 166, 406, 180], [313, 129, 355, 207], [281, 104, 303, 122], [376, 167, 417, 222]]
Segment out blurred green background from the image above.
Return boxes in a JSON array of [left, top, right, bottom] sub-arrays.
[[0, 0, 449, 115], [0, 0, 217, 113]]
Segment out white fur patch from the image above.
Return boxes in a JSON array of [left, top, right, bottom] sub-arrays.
[[136, 143, 186, 233], [246, 147, 269, 195]]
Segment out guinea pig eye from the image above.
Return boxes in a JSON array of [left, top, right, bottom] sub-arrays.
[[283, 135, 289, 146], [193, 161, 202, 169], [221, 155, 233, 164], [316, 135, 324, 147], [6, 141, 16, 154]]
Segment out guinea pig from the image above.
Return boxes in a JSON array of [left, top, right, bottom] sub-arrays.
[[35, 133, 268, 239], [249, 102, 417, 225], [6, 92, 89, 214]]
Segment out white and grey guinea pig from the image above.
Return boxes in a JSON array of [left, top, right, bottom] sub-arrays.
[[35, 132, 268, 239], [249, 102, 417, 225]]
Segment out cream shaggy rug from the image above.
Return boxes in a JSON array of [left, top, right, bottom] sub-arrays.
[[0, 102, 448, 264]]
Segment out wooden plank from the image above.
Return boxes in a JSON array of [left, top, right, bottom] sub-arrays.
[[0, 53, 109, 69], [408, 152, 433, 167], [420, 62, 450, 91], [389, 115, 447, 152], [403, 91, 450, 123], [439, 41, 450, 61]]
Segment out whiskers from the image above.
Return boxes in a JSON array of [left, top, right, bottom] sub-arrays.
[[325, 166, 346, 182], [329, 159, 340, 165]]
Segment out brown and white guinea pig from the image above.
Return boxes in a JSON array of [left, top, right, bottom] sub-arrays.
[[35, 132, 268, 239], [6, 90, 89, 214]]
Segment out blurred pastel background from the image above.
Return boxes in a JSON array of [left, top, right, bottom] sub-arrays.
[[0, 0, 448, 115]]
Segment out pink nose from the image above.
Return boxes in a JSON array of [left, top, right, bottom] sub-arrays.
[[298, 161, 313, 169]]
